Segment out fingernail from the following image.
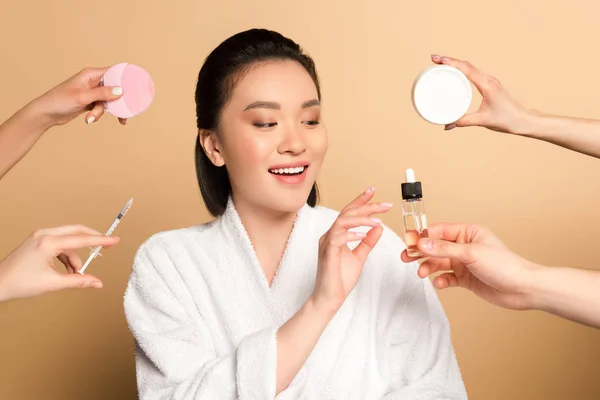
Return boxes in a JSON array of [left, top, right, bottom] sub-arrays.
[[431, 54, 441, 59], [441, 56, 451, 61], [356, 232, 367, 238], [420, 238, 433, 249], [433, 279, 441, 289], [364, 186, 375, 194], [112, 87, 123, 96], [91, 281, 103, 289], [86, 116, 95, 124], [380, 202, 393, 208], [370, 217, 382, 224], [445, 124, 456, 130]]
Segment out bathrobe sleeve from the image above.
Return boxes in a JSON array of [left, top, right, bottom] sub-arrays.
[[124, 242, 278, 400], [378, 230, 468, 399]]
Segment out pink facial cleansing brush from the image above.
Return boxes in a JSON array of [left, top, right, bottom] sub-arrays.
[[101, 63, 155, 118]]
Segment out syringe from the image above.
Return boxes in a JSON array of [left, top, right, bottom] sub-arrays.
[[78, 197, 133, 274]]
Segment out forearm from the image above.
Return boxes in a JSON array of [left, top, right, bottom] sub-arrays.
[[528, 265, 600, 328], [275, 296, 335, 394], [0, 99, 52, 180], [517, 111, 600, 159]]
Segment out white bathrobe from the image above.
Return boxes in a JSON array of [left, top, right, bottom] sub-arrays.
[[124, 198, 467, 399]]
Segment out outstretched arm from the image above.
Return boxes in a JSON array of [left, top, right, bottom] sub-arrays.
[[0, 67, 124, 180]]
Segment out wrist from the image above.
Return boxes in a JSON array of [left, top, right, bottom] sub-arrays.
[[521, 262, 552, 311], [512, 109, 547, 137], [306, 294, 339, 322], [21, 98, 56, 133]]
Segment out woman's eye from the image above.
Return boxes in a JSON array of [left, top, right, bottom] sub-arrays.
[[253, 122, 277, 128], [303, 120, 320, 126]]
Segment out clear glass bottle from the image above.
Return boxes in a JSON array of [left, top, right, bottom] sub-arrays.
[[401, 168, 429, 257]]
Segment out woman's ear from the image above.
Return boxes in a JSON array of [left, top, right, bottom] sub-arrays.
[[198, 129, 225, 167]]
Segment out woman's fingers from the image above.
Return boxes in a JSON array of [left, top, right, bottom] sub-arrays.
[[321, 188, 393, 262], [325, 225, 385, 264], [430, 55, 489, 92], [34, 225, 102, 238], [352, 225, 384, 263], [85, 102, 105, 124], [46, 234, 120, 256], [330, 216, 383, 236], [78, 82, 123, 124], [340, 187, 376, 214], [329, 231, 368, 248], [81, 85, 123, 106], [444, 111, 485, 130], [57, 253, 75, 274], [417, 257, 452, 278], [401, 249, 422, 263], [342, 201, 393, 218], [61, 249, 83, 273], [78, 67, 110, 87], [338, 186, 393, 219], [432, 272, 460, 290]]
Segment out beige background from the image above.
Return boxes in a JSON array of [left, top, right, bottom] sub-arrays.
[[1, 1, 600, 399]]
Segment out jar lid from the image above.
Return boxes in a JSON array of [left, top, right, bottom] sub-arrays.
[[412, 65, 472, 125]]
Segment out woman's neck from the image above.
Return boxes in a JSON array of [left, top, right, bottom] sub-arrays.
[[232, 196, 299, 286]]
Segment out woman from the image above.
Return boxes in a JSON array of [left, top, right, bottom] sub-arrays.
[[124, 30, 467, 399]]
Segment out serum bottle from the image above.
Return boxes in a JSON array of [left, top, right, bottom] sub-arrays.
[[401, 168, 429, 257]]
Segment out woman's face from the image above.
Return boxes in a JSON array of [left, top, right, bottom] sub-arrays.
[[206, 60, 328, 214]]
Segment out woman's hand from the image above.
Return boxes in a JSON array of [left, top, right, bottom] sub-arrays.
[[431, 55, 533, 134], [0, 225, 120, 303], [0, 66, 128, 180], [311, 187, 392, 313], [30, 67, 127, 128], [401, 222, 539, 310]]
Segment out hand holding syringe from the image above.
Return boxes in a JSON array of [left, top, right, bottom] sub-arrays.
[[78, 198, 133, 274]]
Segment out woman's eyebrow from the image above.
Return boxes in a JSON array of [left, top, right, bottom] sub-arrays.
[[244, 99, 320, 111], [244, 101, 280, 111]]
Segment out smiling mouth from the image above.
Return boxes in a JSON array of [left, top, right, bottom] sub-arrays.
[[268, 165, 308, 176]]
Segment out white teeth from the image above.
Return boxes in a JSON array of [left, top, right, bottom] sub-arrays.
[[270, 166, 306, 175]]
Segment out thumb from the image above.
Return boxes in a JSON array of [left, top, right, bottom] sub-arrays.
[[418, 238, 473, 264], [56, 274, 103, 291], [84, 86, 123, 104], [444, 112, 483, 130]]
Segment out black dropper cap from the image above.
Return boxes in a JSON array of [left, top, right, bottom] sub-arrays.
[[401, 168, 423, 200]]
